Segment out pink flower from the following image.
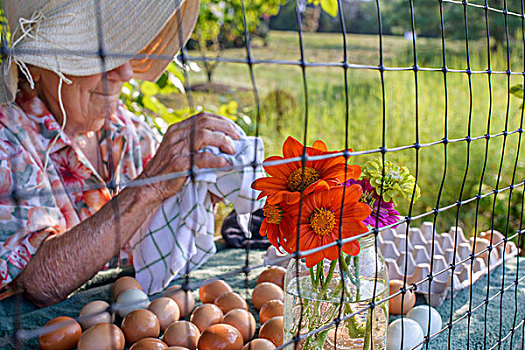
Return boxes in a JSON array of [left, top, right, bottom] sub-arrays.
[[346, 178, 400, 228], [51, 148, 92, 195]]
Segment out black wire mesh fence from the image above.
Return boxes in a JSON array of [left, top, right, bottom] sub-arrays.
[[0, 0, 524, 349]]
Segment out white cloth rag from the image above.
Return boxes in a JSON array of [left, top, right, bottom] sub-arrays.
[[131, 127, 265, 294]]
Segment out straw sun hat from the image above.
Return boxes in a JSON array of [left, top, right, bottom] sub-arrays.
[[0, 0, 200, 103]]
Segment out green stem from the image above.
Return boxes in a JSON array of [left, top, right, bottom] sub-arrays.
[[295, 259, 371, 349], [304, 260, 338, 349], [362, 308, 373, 350], [318, 260, 337, 298], [319, 262, 325, 286], [332, 279, 343, 297], [343, 303, 366, 338], [330, 255, 351, 302], [353, 255, 361, 300], [315, 262, 323, 288]]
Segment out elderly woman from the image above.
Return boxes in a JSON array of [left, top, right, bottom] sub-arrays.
[[0, 0, 242, 307]]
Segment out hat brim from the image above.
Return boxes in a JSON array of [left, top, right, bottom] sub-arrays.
[[131, 0, 200, 82]]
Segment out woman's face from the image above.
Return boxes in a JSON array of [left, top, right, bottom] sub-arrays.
[[30, 62, 133, 137]]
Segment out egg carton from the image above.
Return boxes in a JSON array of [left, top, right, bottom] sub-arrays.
[[378, 221, 519, 307]]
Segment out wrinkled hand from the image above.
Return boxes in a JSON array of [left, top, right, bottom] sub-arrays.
[[140, 112, 241, 203]]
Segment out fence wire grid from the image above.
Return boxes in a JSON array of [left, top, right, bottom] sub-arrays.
[[0, 0, 524, 349]]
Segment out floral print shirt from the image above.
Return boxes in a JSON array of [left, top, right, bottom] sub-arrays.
[[0, 86, 158, 291]]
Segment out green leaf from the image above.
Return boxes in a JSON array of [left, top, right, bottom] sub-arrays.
[[142, 96, 160, 113], [320, 0, 338, 17], [314, 329, 330, 348], [169, 66, 185, 82], [226, 100, 238, 114], [156, 72, 169, 89], [510, 84, 523, 99], [161, 113, 185, 125], [158, 85, 178, 95], [140, 81, 159, 96]]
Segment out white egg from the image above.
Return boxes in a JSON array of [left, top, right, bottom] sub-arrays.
[[387, 318, 424, 350], [406, 305, 442, 336], [116, 288, 150, 318]]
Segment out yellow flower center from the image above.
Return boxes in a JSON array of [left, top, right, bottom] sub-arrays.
[[287, 167, 320, 192], [309, 208, 336, 236], [263, 204, 283, 224]]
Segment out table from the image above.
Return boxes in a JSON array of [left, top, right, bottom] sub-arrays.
[[0, 242, 523, 349]]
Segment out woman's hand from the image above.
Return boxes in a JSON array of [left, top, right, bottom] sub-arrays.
[[140, 112, 241, 204]]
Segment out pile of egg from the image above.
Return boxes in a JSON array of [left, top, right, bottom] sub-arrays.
[[38, 266, 286, 350]]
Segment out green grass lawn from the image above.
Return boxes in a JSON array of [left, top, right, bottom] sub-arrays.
[[170, 30, 525, 240]]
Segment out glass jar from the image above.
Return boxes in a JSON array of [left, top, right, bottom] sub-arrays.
[[283, 235, 389, 350]]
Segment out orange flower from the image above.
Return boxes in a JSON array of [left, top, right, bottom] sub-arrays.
[[260, 202, 295, 251], [251, 136, 360, 205], [283, 185, 372, 268]]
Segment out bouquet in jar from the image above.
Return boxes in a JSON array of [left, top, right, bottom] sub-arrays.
[[251, 136, 420, 350]]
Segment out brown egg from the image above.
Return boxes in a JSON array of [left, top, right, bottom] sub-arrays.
[[389, 280, 416, 315], [242, 339, 276, 350], [148, 297, 180, 331], [479, 230, 514, 255], [39, 316, 82, 350], [121, 309, 160, 344], [256, 267, 286, 289], [77, 323, 125, 350], [112, 276, 143, 300], [259, 316, 283, 347], [163, 321, 200, 350], [199, 279, 233, 304], [223, 308, 256, 343], [258, 300, 284, 325], [214, 292, 249, 314], [79, 300, 113, 330], [190, 304, 224, 333], [251, 283, 284, 310], [166, 347, 190, 350], [198, 324, 244, 350], [129, 338, 168, 350], [164, 285, 196, 318]]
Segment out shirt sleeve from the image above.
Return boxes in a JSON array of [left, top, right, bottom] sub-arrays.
[[0, 127, 65, 288]]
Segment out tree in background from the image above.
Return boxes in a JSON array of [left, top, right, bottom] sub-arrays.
[[271, 0, 339, 32], [382, 0, 522, 48], [271, 0, 522, 49], [192, 0, 282, 83]]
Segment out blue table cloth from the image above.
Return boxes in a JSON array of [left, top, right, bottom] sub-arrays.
[[0, 242, 523, 349]]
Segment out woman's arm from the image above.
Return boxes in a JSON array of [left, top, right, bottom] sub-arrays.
[[18, 185, 156, 306], [16, 112, 240, 307]]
